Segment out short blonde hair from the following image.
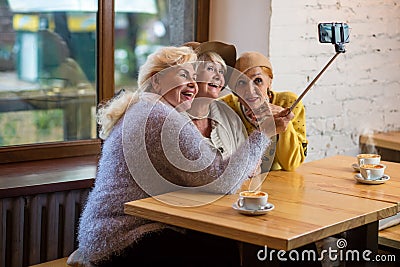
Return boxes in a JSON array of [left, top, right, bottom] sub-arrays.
[[97, 46, 197, 139], [197, 51, 227, 74]]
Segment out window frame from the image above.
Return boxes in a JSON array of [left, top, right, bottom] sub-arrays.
[[0, 0, 209, 164]]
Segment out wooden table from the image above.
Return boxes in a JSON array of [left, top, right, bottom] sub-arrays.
[[293, 155, 400, 211], [360, 131, 400, 163], [360, 131, 400, 152], [378, 223, 400, 250], [124, 157, 398, 266]]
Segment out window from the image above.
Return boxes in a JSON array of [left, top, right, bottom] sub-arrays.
[[0, 0, 209, 163]]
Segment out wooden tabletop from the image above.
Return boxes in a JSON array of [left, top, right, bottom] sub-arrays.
[[359, 131, 400, 151], [125, 170, 397, 251], [293, 155, 400, 211]]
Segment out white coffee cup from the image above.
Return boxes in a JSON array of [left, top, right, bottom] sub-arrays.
[[237, 191, 268, 210], [359, 164, 386, 180], [357, 153, 381, 166]]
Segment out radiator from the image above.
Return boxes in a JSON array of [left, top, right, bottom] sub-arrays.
[[0, 189, 90, 267]]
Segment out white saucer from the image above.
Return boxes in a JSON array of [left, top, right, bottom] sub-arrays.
[[354, 173, 390, 184], [232, 203, 274, 216], [352, 163, 360, 172]]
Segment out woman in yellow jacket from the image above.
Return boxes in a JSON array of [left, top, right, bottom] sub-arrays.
[[220, 51, 308, 171]]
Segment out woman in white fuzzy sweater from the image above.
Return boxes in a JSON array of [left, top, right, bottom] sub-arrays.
[[72, 46, 272, 267]]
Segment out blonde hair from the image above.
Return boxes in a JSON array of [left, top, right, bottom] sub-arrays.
[[138, 46, 197, 91], [197, 51, 227, 73], [97, 46, 197, 139]]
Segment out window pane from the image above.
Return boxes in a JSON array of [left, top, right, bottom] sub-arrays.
[[114, 0, 196, 91], [0, 1, 97, 146]]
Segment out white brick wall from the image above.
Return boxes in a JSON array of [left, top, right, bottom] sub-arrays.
[[270, 0, 400, 161]]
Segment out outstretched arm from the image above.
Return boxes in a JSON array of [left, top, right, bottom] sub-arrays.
[[145, 105, 271, 194]]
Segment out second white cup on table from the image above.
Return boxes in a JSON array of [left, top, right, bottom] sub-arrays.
[[357, 153, 381, 166]]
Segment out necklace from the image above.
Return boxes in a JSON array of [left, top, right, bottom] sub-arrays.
[[187, 110, 210, 120]]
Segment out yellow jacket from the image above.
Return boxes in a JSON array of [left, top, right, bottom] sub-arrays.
[[220, 91, 307, 171]]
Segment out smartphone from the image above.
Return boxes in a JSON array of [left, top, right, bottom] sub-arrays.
[[318, 23, 349, 44]]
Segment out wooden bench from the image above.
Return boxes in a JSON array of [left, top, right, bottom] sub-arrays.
[[29, 257, 69, 267], [379, 223, 400, 250]]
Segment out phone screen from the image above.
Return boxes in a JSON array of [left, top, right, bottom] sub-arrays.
[[318, 23, 349, 44]]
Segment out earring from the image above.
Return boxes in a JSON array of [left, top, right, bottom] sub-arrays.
[[267, 89, 273, 102]]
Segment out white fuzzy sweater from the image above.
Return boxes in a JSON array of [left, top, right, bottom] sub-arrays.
[[77, 93, 271, 263]]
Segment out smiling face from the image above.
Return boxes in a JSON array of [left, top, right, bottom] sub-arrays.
[[154, 63, 198, 111], [196, 61, 225, 100], [234, 66, 272, 110]]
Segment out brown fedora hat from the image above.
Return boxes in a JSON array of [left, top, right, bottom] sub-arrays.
[[195, 41, 237, 68], [182, 41, 201, 50]]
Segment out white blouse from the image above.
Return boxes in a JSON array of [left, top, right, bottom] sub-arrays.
[[208, 100, 248, 159]]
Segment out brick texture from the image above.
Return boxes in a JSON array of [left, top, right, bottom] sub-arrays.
[[270, 0, 400, 162]]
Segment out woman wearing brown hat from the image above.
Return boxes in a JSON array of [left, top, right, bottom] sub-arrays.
[[220, 51, 308, 171], [185, 41, 256, 163]]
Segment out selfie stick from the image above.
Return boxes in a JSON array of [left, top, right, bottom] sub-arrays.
[[288, 50, 343, 113]]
